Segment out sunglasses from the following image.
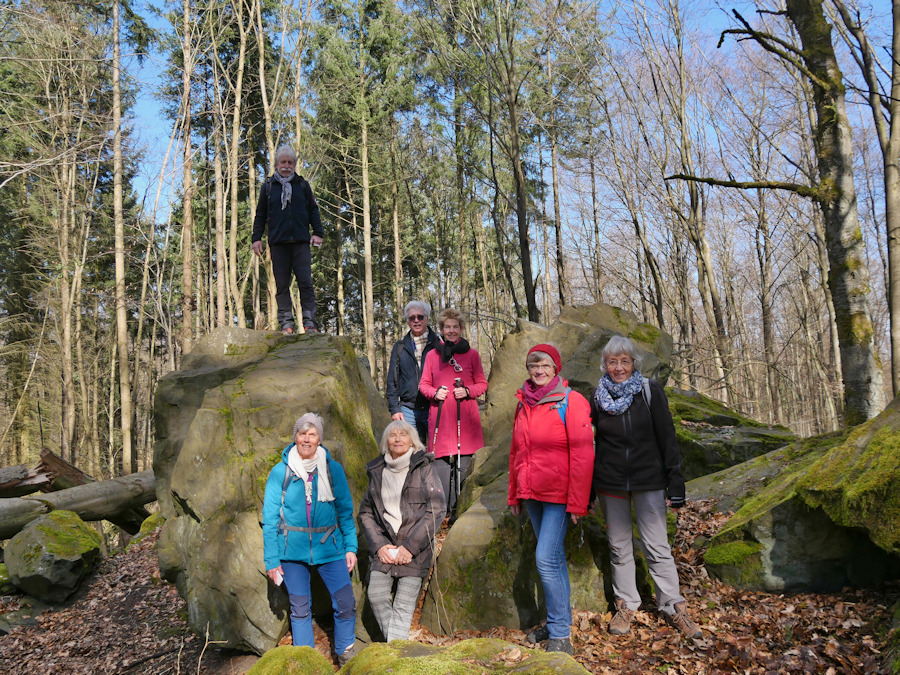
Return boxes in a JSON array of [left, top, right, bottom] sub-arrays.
[[449, 356, 463, 373], [407, 314, 426, 322]]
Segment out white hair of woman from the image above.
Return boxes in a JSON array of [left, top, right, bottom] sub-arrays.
[[599, 336, 644, 374]]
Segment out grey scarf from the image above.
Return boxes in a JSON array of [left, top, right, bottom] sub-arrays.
[[273, 173, 294, 211]]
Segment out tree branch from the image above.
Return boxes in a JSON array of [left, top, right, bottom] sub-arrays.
[[665, 173, 821, 201], [718, 10, 829, 91]]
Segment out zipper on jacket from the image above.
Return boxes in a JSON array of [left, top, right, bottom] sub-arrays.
[[623, 410, 632, 492]]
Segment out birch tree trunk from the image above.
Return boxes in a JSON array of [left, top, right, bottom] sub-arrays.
[[112, 0, 133, 473]]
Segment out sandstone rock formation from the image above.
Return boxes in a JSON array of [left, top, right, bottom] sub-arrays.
[[698, 396, 900, 591], [154, 327, 388, 654], [5, 510, 102, 603]]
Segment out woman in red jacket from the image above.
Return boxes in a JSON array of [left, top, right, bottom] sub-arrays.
[[508, 344, 594, 655], [418, 308, 488, 514]]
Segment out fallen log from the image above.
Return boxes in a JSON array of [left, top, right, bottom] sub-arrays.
[[38, 448, 94, 491], [0, 470, 156, 540], [0, 464, 49, 498]]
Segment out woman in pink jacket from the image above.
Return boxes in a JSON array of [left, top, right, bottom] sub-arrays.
[[418, 308, 488, 515], [508, 344, 594, 655]]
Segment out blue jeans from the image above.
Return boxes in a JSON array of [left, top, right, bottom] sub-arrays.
[[523, 500, 571, 639], [400, 405, 429, 446], [282, 559, 356, 654]]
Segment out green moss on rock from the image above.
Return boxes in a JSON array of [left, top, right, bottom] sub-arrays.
[[798, 423, 900, 553], [340, 638, 590, 674], [37, 511, 102, 558], [628, 324, 662, 346], [245, 645, 333, 675], [704, 541, 764, 587], [140, 513, 164, 535], [704, 540, 763, 566]]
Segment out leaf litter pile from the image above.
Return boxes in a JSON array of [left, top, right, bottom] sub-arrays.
[[0, 500, 896, 674]]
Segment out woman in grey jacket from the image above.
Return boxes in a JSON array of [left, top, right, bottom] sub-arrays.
[[358, 420, 446, 642]]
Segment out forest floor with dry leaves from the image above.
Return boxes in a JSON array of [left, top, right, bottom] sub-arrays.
[[0, 500, 897, 674]]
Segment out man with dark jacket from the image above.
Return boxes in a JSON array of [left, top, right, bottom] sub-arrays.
[[252, 145, 323, 334], [386, 301, 438, 443]]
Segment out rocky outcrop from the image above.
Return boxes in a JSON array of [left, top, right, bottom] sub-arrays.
[[154, 327, 387, 654], [699, 396, 900, 591], [668, 390, 795, 481], [5, 510, 102, 603]]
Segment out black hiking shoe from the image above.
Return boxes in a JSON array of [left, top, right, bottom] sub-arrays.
[[546, 637, 573, 654], [527, 625, 549, 644]]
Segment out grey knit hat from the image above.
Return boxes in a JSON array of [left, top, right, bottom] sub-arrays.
[[293, 413, 324, 440]]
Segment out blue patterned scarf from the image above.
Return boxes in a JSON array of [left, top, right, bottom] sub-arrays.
[[594, 371, 643, 415]]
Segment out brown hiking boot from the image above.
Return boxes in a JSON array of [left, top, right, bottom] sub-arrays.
[[669, 601, 702, 638], [608, 598, 634, 635]]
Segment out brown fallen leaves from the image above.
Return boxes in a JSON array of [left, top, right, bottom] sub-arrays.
[[0, 534, 242, 674], [0, 500, 896, 674]]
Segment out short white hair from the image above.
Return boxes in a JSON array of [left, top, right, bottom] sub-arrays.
[[274, 145, 297, 164], [600, 336, 644, 374], [404, 300, 430, 320]]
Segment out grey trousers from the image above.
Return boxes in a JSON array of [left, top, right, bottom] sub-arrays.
[[367, 571, 423, 642], [599, 489, 685, 616]]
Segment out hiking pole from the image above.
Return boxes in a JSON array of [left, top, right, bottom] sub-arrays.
[[453, 377, 463, 510], [431, 387, 446, 452]]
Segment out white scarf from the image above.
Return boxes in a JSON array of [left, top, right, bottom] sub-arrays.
[[381, 450, 412, 534], [273, 172, 294, 211], [287, 445, 334, 502]]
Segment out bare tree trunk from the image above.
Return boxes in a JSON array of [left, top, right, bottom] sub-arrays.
[[391, 119, 403, 326], [227, 0, 250, 329], [454, 97, 469, 311], [181, 0, 195, 355], [589, 153, 603, 302], [832, 0, 900, 397], [112, 0, 133, 474], [785, 0, 885, 423], [359, 60, 376, 377], [214, 117, 227, 328], [754, 189, 781, 423]]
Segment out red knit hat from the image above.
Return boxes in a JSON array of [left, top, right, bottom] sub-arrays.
[[527, 343, 562, 372]]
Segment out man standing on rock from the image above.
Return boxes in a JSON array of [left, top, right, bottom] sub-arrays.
[[385, 301, 438, 444], [252, 145, 323, 334]]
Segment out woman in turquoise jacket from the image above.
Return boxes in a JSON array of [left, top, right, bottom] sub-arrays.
[[262, 413, 359, 665]]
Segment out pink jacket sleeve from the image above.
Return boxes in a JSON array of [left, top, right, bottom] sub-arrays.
[[508, 404, 522, 507], [418, 350, 439, 399], [565, 392, 595, 516]]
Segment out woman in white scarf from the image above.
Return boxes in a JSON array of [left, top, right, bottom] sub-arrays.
[[261, 413, 360, 666]]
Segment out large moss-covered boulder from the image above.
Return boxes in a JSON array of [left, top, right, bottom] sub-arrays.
[[5, 510, 102, 603], [340, 638, 590, 674], [246, 645, 333, 675], [668, 389, 795, 480], [480, 303, 673, 447], [154, 327, 387, 654], [700, 396, 900, 591]]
